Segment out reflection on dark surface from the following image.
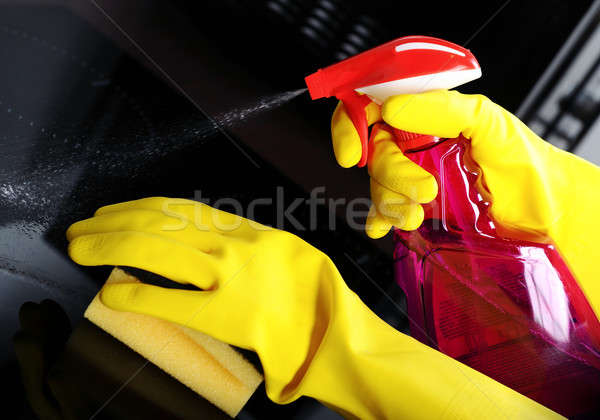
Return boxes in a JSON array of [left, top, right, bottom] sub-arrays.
[[0, 4, 396, 418]]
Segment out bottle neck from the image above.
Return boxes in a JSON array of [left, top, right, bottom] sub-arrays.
[[392, 128, 444, 153]]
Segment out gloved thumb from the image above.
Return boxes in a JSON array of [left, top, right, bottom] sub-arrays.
[[381, 90, 487, 140], [100, 283, 213, 329], [331, 100, 381, 167]]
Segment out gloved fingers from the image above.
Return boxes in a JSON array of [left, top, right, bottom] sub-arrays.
[[94, 196, 173, 215], [93, 197, 265, 235], [368, 125, 438, 203], [370, 179, 425, 231], [100, 283, 214, 331], [365, 204, 395, 239], [381, 90, 489, 140], [67, 209, 229, 251], [68, 231, 221, 289], [331, 100, 381, 168]]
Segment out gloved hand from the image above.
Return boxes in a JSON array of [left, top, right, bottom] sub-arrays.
[[67, 197, 559, 419], [331, 90, 600, 320], [332, 101, 437, 234]]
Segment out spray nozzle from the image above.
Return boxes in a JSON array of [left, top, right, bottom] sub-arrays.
[[305, 35, 481, 166]]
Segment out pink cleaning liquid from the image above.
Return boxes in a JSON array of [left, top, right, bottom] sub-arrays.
[[390, 128, 600, 417]]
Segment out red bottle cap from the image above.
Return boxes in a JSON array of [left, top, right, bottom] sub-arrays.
[[392, 128, 442, 152]]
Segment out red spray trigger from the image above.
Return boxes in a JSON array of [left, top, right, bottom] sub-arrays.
[[337, 91, 372, 167]]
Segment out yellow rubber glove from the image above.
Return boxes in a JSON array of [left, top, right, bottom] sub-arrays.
[[332, 101, 438, 234], [67, 197, 560, 419], [332, 90, 600, 321]]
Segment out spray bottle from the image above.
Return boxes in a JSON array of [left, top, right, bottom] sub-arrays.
[[305, 35, 600, 416]]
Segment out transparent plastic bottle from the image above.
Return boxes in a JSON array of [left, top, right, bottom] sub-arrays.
[[390, 126, 600, 417]]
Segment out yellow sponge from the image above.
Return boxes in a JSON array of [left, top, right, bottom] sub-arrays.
[[84, 268, 263, 417]]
